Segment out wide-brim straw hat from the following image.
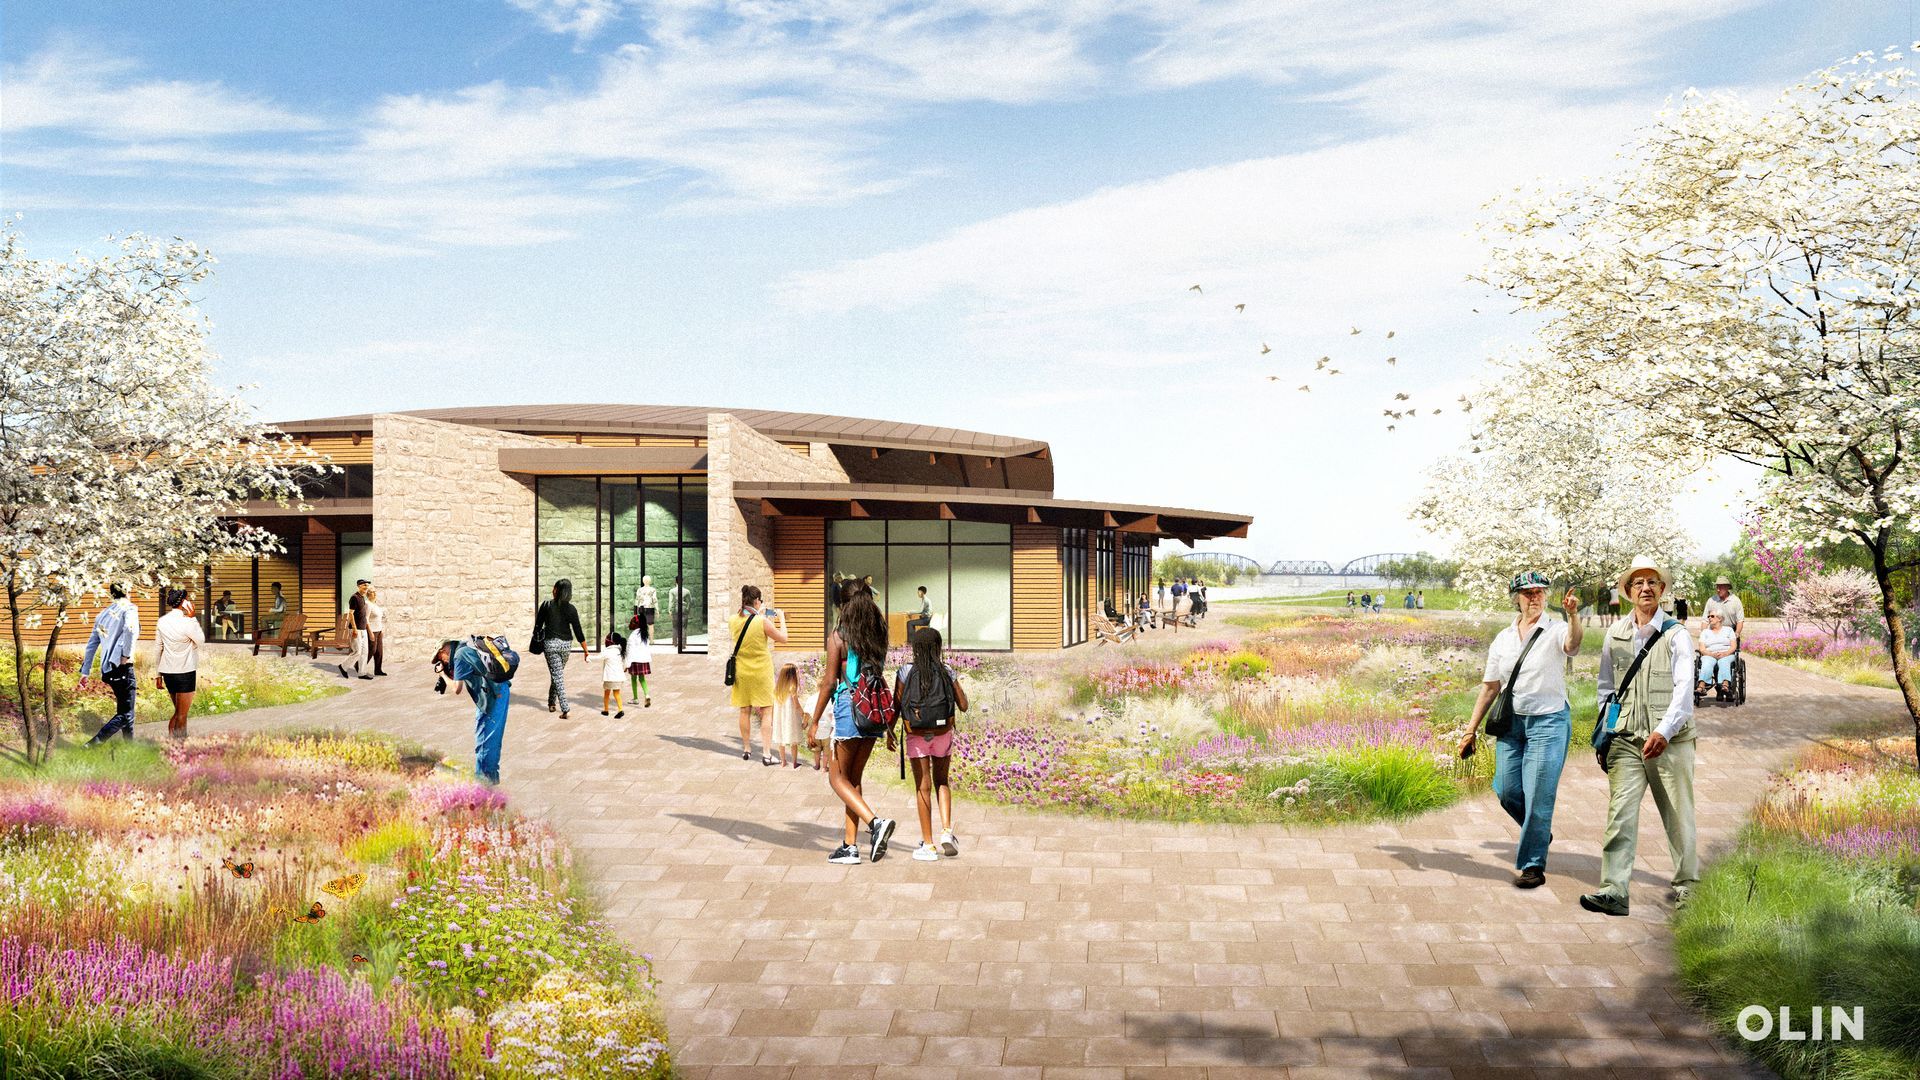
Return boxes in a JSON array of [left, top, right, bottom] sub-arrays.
[[1617, 556, 1669, 598]]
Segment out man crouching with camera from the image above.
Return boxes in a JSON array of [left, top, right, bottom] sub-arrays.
[[433, 635, 518, 785]]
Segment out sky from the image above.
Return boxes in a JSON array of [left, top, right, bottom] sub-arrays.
[[4, 0, 1915, 568]]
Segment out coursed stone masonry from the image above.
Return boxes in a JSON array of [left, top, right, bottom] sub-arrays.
[[370, 414, 556, 662], [705, 415, 848, 667]]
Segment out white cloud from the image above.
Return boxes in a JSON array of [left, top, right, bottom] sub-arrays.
[[0, 44, 320, 139], [507, 0, 624, 41]]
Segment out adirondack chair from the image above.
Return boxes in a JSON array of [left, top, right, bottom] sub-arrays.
[[251, 612, 309, 657], [306, 612, 356, 658], [1092, 610, 1135, 646]]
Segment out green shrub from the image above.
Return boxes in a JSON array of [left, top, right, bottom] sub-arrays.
[[1327, 744, 1458, 818], [0, 1017, 225, 1079], [1673, 841, 1920, 1080]]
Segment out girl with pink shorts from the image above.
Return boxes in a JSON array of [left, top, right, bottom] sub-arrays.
[[893, 627, 969, 861]]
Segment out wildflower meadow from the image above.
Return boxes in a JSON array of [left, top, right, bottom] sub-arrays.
[[0, 730, 670, 1079]]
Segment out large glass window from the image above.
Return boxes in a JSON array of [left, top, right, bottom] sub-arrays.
[[1123, 536, 1152, 608], [827, 521, 1012, 650], [1095, 529, 1116, 617], [1060, 527, 1087, 647], [536, 476, 707, 652]]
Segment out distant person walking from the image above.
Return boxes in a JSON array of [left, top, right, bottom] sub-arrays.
[[81, 585, 139, 745], [600, 632, 628, 718], [338, 579, 372, 680], [155, 589, 205, 739], [1345, 590, 1356, 608], [1457, 572, 1584, 888], [810, 579, 898, 864], [670, 575, 690, 652], [433, 634, 516, 785], [634, 575, 658, 643], [1156, 579, 1167, 608], [1170, 578, 1187, 614], [771, 663, 807, 768], [895, 627, 968, 862], [534, 579, 587, 719], [365, 586, 387, 676], [728, 585, 789, 763], [625, 620, 652, 707]]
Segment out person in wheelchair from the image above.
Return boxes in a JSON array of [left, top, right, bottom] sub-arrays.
[[1695, 611, 1738, 699]]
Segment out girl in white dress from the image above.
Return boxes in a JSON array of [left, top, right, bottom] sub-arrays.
[[771, 664, 806, 768]]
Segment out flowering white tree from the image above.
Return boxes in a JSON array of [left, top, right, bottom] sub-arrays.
[[1783, 568, 1879, 642], [0, 227, 325, 762], [1480, 48, 1920, 766], [1413, 355, 1694, 607]]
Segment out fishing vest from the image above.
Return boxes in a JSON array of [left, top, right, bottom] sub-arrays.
[[1603, 615, 1694, 743]]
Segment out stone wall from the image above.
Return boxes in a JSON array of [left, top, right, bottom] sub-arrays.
[[370, 414, 556, 663], [706, 414, 849, 666]]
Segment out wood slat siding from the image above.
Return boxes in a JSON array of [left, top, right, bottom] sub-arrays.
[[1087, 529, 1099, 629], [301, 434, 372, 466], [1012, 524, 1060, 650], [302, 527, 337, 619], [771, 518, 826, 650]]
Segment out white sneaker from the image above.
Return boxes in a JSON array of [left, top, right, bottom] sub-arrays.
[[827, 844, 861, 865], [938, 830, 959, 857], [911, 844, 940, 861]]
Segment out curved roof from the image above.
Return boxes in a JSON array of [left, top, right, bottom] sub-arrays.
[[277, 404, 1049, 457]]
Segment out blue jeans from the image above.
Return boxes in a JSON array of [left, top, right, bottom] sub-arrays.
[[1699, 655, 1733, 683], [1492, 705, 1571, 871], [97, 662, 137, 739], [473, 679, 511, 784]]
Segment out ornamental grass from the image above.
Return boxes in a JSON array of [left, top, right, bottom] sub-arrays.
[[0, 728, 670, 1079]]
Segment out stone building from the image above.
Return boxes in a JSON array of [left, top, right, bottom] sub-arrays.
[[86, 405, 1251, 663]]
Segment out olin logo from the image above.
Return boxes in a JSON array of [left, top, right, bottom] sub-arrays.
[[1736, 1006, 1864, 1042]]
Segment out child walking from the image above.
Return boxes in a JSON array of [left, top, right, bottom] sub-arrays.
[[600, 632, 628, 717], [771, 664, 806, 768], [625, 621, 652, 707], [893, 627, 967, 861]]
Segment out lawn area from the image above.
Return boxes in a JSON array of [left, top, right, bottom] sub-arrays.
[[0, 730, 671, 1079], [1743, 628, 1899, 690], [1672, 721, 1920, 1080], [1, 645, 344, 739], [862, 611, 1599, 825]]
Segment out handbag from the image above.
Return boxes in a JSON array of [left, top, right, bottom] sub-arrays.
[[723, 613, 756, 687], [1593, 619, 1674, 770], [1482, 626, 1544, 738], [527, 602, 548, 656]]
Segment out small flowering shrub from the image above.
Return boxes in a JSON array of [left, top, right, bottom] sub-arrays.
[[2, 646, 343, 738], [0, 729, 673, 1078], [490, 969, 670, 1079]]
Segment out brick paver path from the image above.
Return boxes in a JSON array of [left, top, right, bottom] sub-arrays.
[[201, 643, 1909, 1079]]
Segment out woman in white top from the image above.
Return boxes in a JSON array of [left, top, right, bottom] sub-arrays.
[[155, 589, 206, 739], [634, 576, 659, 643], [1457, 571, 1585, 889], [365, 587, 387, 677], [1696, 612, 1737, 695]]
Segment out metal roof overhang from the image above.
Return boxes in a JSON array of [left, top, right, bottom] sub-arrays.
[[734, 483, 1251, 544], [236, 497, 373, 518], [497, 446, 709, 475]]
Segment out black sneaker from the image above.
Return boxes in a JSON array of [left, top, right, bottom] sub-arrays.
[[827, 844, 861, 865], [869, 817, 896, 862], [337, 665, 350, 678], [1579, 892, 1630, 917]]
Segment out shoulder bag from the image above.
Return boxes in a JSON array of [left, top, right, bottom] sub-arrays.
[[527, 601, 549, 656], [1592, 619, 1674, 770], [1481, 626, 1544, 738], [723, 613, 756, 687]]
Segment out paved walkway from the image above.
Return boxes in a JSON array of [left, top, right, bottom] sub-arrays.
[[199, 642, 1910, 1079]]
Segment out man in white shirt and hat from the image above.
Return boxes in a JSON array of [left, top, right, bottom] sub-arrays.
[[1703, 576, 1745, 645], [1581, 556, 1698, 917]]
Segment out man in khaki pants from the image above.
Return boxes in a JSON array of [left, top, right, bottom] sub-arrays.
[[1581, 556, 1698, 917]]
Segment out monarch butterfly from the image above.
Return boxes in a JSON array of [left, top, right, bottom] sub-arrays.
[[322, 873, 364, 900], [292, 901, 327, 923], [222, 857, 256, 879], [350, 954, 370, 965]]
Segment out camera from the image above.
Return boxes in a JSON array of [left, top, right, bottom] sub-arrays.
[[434, 676, 447, 695]]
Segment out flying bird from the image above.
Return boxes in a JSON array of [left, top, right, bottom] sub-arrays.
[[1386, 330, 1396, 339], [1432, 409, 1442, 415], [1394, 392, 1411, 401], [1387, 424, 1396, 431], [1266, 375, 1281, 381], [1327, 368, 1341, 375], [1235, 303, 1246, 313], [1298, 384, 1311, 392], [1188, 284, 1203, 293], [1386, 356, 1397, 365], [1350, 326, 1362, 335], [1315, 357, 1330, 370], [1260, 342, 1271, 354]]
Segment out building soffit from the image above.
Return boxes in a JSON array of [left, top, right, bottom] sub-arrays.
[[735, 482, 1252, 544]]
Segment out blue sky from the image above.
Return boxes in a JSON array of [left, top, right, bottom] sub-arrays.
[[4, 0, 1914, 565]]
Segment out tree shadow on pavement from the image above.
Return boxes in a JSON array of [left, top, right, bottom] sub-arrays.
[[667, 813, 823, 851]]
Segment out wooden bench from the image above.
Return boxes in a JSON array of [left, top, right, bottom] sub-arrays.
[[305, 613, 356, 658], [251, 612, 308, 657]]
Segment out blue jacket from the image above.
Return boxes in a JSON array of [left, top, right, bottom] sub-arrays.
[[82, 600, 139, 676]]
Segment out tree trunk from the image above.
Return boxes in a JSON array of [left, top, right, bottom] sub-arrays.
[[37, 615, 63, 765], [1864, 539, 1920, 773], [5, 577, 32, 762]]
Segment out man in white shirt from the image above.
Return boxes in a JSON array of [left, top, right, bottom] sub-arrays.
[[1583, 556, 1698, 917]]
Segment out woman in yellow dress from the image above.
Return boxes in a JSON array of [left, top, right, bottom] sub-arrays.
[[728, 585, 788, 763]]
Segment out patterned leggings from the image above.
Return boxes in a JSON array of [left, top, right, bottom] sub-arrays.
[[544, 639, 573, 711]]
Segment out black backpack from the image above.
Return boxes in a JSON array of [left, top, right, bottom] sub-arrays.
[[467, 635, 520, 682], [901, 664, 955, 733]]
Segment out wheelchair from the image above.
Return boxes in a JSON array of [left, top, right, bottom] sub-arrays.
[[1693, 646, 1747, 706]]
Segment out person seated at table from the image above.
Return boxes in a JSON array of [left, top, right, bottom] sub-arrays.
[[213, 590, 240, 639]]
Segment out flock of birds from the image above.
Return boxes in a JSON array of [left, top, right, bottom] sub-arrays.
[[1187, 284, 1475, 438]]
